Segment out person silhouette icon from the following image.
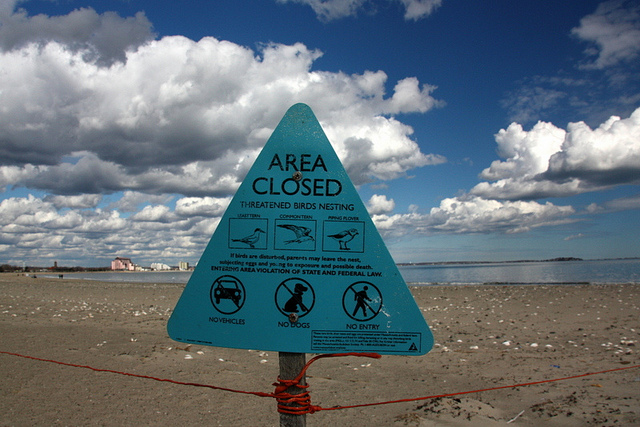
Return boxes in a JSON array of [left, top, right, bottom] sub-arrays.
[[352, 285, 371, 317]]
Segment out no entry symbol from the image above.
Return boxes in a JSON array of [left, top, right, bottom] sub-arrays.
[[342, 281, 382, 321]]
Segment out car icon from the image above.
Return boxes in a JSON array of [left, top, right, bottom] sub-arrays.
[[213, 280, 242, 305]]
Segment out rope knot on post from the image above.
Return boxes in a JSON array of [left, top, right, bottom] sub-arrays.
[[274, 352, 381, 416], [273, 376, 318, 415]]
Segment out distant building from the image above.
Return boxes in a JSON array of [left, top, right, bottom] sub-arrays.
[[179, 261, 189, 271], [150, 262, 171, 271], [111, 257, 135, 271]]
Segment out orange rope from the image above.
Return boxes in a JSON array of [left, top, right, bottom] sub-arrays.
[[317, 363, 640, 411], [2, 350, 638, 414], [0, 350, 272, 398]]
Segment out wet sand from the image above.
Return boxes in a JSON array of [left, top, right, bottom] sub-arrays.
[[1, 273, 638, 426]]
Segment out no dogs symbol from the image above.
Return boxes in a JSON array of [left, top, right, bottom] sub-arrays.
[[275, 278, 315, 318]]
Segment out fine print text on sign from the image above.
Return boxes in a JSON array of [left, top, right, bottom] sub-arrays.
[[168, 103, 433, 355]]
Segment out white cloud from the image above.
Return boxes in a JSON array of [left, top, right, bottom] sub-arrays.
[[472, 107, 640, 200], [544, 109, 640, 186], [0, 5, 154, 65], [564, 233, 585, 241], [480, 120, 566, 181], [109, 191, 172, 213], [276, 0, 441, 21], [501, 85, 567, 124], [0, 194, 51, 223], [586, 194, 640, 214], [366, 194, 395, 215], [175, 196, 230, 218], [470, 177, 594, 201], [74, 210, 128, 233], [0, 164, 39, 191], [604, 194, 640, 211], [372, 195, 576, 237], [0, 193, 226, 265], [572, 0, 640, 69], [427, 196, 576, 234], [399, 0, 442, 21], [0, 195, 128, 240], [18, 152, 128, 194], [130, 205, 173, 222], [44, 194, 102, 209], [371, 106, 639, 240], [384, 77, 443, 114], [0, 34, 444, 196], [0, 1, 20, 16], [277, 0, 365, 21]]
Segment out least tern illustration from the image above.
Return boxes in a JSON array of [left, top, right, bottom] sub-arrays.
[[327, 228, 359, 250], [278, 224, 314, 244], [232, 228, 265, 248]]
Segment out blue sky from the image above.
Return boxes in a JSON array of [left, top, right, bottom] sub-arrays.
[[1, 0, 639, 267]]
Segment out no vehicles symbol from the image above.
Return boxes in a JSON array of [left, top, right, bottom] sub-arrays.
[[210, 275, 246, 315]]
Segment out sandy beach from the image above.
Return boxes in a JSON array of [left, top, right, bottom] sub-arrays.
[[1, 273, 638, 426]]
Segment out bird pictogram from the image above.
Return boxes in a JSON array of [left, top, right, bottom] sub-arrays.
[[232, 228, 265, 248], [278, 224, 314, 244], [327, 228, 359, 250]]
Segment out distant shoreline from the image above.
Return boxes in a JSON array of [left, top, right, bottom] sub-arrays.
[[397, 256, 639, 267], [3, 256, 638, 273]]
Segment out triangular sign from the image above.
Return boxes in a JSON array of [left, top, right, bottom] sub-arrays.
[[168, 103, 433, 355]]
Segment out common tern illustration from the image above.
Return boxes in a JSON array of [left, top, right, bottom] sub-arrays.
[[278, 224, 314, 244]]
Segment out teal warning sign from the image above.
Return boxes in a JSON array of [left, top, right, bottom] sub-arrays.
[[167, 103, 433, 355]]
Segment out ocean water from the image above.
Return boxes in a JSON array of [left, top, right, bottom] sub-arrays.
[[398, 258, 640, 285], [52, 258, 640, 286]]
